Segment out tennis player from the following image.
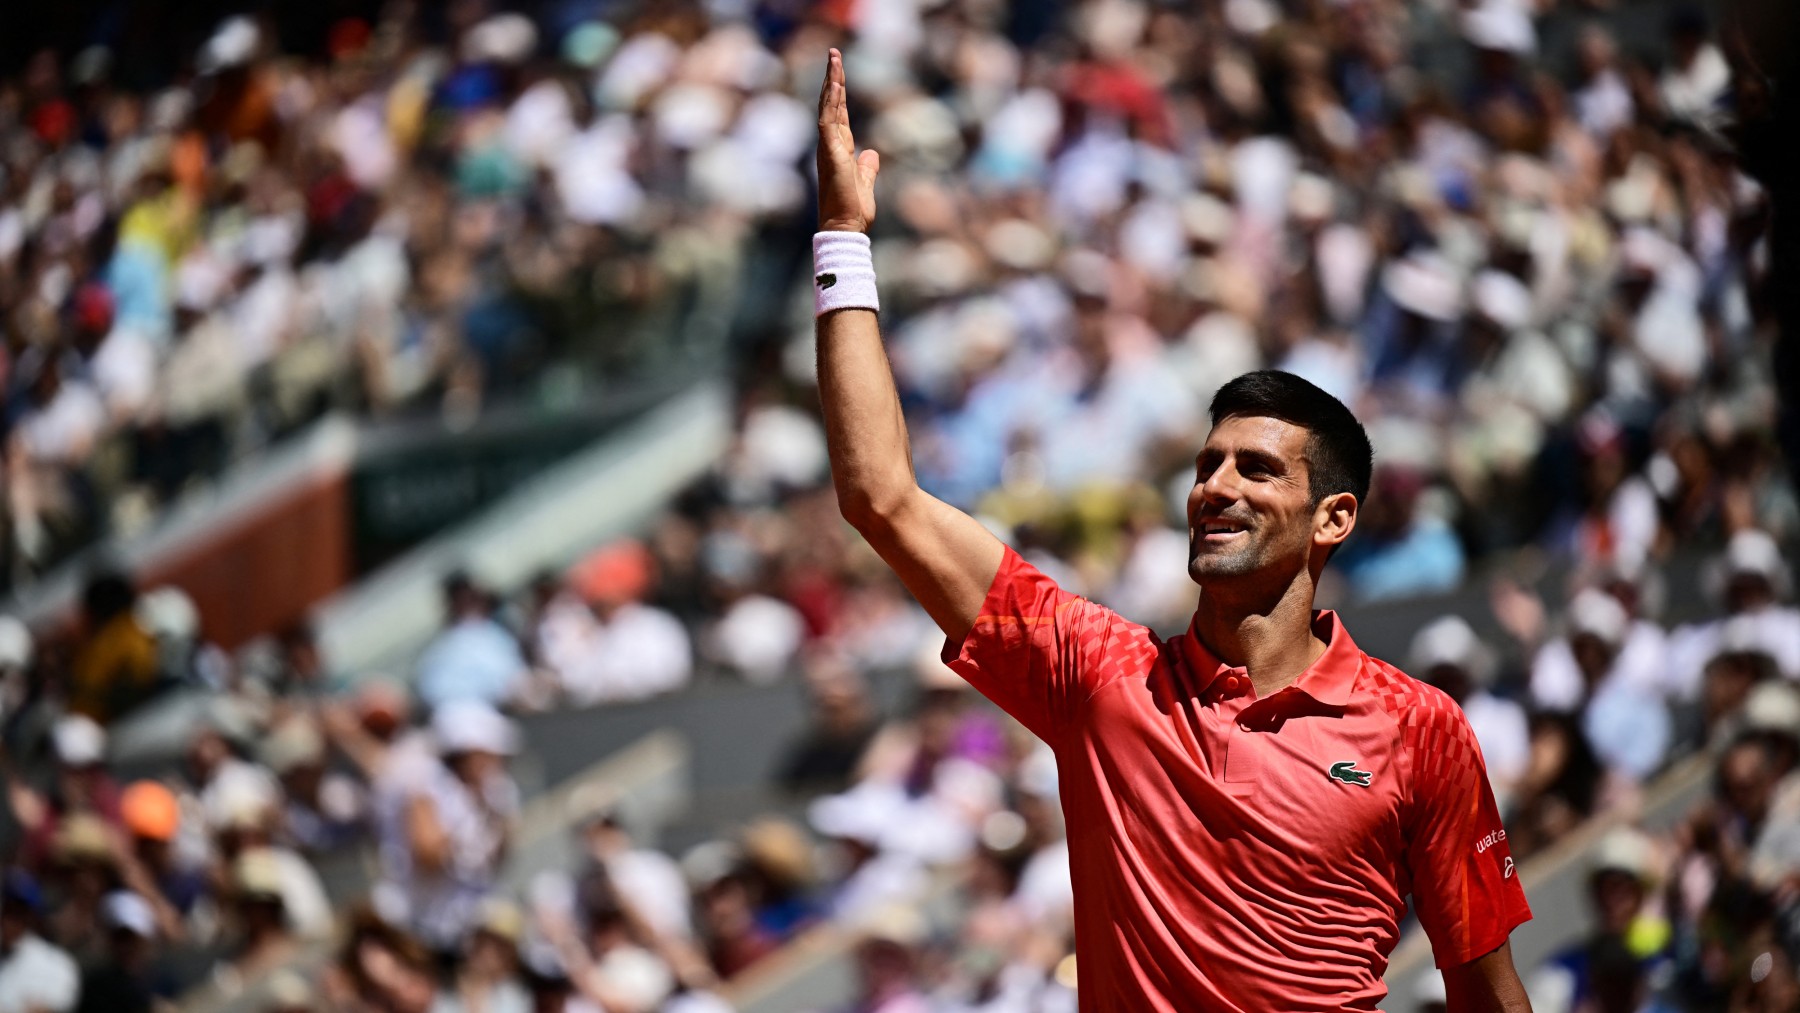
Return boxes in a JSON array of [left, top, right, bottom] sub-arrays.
[[811, 49, 1532, 1012]]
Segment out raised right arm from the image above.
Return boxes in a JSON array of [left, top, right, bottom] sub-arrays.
[[813, 49, 1003, 642]]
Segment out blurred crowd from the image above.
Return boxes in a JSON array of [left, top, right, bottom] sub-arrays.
[[0, 0, 780, 589], [2, 0, 1799, 1012]]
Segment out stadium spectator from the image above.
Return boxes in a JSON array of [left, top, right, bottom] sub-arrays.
[[261, 715, 367, 855], [66, 572, 158, 723], [775, 660, 882, 798], [1536, 589, 1673, 781], [1669, 529, 1800, 684], [73, 891, 163, 1013], [375, 701, 519, 955], [540, 540, 692, 705], [1333, 465, 1467, 602], [1530, 828, 1672, 1013], [576, 812, 693, 947], [0, 870, 78, 1013], [1409, 616, 1531, 810], [433, 899, 531, 1013], [416, 572, 529, 712], [6, 714, 119, 871], [116, 780, 205, 922], [842, 909, 931, 1013]]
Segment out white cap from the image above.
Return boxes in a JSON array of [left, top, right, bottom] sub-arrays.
[[1383, 254, 1464, 322], [854, 903, 928, 948], [1743, 681, 1800, 739], [1181, 193, 1237, 246], [1590, 826, 1655, 881], [462, 13, 538, 65], [1462, 1, 1536, 55], [136, 586, 199, 643], [1409, 616, 1497, 687], [53, 714, 107, 767], [984, 219, 1056, 272], [102, 890, 157, 937], [1567, 588, 1629, 647], [0, 616, 31, 670], [431, 701, 519, 756], [1288, 173, 1337, 222], [808, 783, 902, 846], [1714, 615, 1779, 666], [1472, 270, 1533, 331], [1725, 529, 1788, 588], [198, 16, 258, 73]]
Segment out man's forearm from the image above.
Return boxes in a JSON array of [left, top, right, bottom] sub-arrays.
[[816, 305, 917, 526]]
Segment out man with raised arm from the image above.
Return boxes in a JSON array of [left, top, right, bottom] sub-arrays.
[[811, 49, 1533, 1013]]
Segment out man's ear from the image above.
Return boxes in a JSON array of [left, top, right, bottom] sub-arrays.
[[1313, 491, 1358, 552]]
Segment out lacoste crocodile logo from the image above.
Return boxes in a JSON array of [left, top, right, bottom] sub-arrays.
[[1328, 760, 1373, 787], [816, 272, 838, 289]]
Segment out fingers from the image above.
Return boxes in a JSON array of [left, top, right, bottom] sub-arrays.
[[817, 49, 856, 157], [817, 49, 837, 122]]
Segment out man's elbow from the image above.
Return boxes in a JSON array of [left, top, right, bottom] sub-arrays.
[[835, 482, 915, 535]]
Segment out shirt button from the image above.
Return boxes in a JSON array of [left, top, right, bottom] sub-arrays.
[[1225, 676, 1242, 692]]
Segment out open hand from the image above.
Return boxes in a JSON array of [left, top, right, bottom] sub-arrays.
[[817, 48, 880, 233]]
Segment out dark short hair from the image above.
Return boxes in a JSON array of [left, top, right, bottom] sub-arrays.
[[1208, 370, 1373, 508]]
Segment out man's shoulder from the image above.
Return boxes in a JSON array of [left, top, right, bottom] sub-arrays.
[[1064, 597, 1171, 679], [1356, 655, 1474, 740], [1356, 655, 1490, 801]]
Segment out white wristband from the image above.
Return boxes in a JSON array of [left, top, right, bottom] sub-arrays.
[[813, 231, 879, 317]]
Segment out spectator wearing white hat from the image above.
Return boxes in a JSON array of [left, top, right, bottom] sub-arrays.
[[1534, 590, 1672, 781], [1694, 618, 1786, 748], [1735, 682, 1800, 889], [377, 701, 520, 953], [209, 790, 334, 941], [262, 716, 366, 855], [1530, 572, 1672, 711], [74, 891, 162, 1013], [1410, 616, 1531, 811], [1669, 529, 1800, 686], [5, 714, 123, 872], [1530, 828, 1672, 1013], [808, 785, 929, 926]]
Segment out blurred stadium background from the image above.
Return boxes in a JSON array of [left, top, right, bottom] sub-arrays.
[[0, 0, 1796, 1011]]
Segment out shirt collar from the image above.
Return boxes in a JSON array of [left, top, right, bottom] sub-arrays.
[[1179, 610, 1363, 707]]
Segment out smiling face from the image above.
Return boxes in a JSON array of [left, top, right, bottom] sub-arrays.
[[1186, 415, 1355, 585]]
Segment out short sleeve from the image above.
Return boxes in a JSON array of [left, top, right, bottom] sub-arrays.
[[1402, 690, 1532, 969], [942, 548, 1143, 745]]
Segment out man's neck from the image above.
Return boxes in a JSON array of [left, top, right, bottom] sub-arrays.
[[1192, 571, 1328, 698]]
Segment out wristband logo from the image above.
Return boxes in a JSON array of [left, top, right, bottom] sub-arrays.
[[816, 272, 838, 289]]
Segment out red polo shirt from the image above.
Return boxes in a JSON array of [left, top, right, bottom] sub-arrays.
[[944, 549, 1530, 1012]]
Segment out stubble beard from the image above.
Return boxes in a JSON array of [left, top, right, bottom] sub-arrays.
[[1188, 531, 1267, 581]]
